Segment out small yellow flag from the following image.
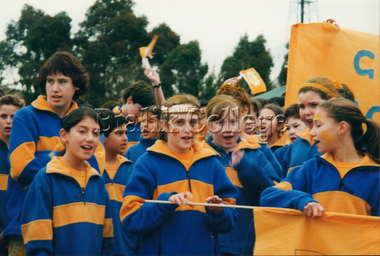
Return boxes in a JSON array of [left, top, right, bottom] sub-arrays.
[[139, 35, 159, 58], [239, 68, 267, 95], [139, 35, 159, 69]]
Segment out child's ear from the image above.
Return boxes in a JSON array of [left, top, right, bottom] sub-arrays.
[[75, 87, 80, 91], [59, 128, 68, 143], [127, 96, 133, 104], [338, 121, 349, 135]]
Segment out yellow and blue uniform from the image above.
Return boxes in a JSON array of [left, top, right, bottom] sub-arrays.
[[275, 129, 321, 177], [3, 96, 104, 244], [261, 153, 380, 216], [103, 155, 137, 256], [20, 157, 114, 255], [125, 137, 157, 163], [247, 135, 283, 178], [206, 136, 280, 255], [0, 139, 8, 237], [120, 140, 238, 256]]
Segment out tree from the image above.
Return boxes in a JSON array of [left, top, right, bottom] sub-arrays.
[[74, 0, 150, 107], [278, 42, 289, 87], [198, 71, 219, 101], [219, 34, 274, 93], [0, 4, 72, 104], [159, 41, 208, 98]]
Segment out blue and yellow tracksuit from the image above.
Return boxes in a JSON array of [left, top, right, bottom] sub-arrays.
[[125, 137, 157, 163], [261, 153, 380, 216], [21, 157, 114, 255], [112, 105, 141, 150], [275, 129, 321, 177], [0, 139, 8, 235], [103, 155, 137, 255], [247, 135, 283, 178], [3, 96, 104, 243], [206, 136, 280, 255], [120, 140, 238, 256]]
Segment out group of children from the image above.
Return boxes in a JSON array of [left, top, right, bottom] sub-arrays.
[[0, 51, 378, 256]]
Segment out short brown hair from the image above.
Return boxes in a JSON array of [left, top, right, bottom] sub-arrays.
[[37, 52, 89, 100], [0, 94, 25, 109]]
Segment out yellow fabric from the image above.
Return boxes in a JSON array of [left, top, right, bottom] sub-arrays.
[[321, 152, 380, 169], [148, 140, 218, 168], [103, 218, 114, 238], [225, 167, 243, 188], [253, 207, 380, 255], [169, 148, 195, 171], [139, 35, 159, 58], [106, 183, 125, 203], [295, 128, 314, 145], [31, 96, 78, 118], [46, 157, 100, 190], [239, 68, 266, 95], [53, 202, 105, 228], [21, 219, 53, 244], [334, 160, 360, 179], [313, 191, 371, 216], [285, 22, 380, 124], [105, 163, 118, 180], [0, 174, 8, 190], [300, 83, 338, 99]]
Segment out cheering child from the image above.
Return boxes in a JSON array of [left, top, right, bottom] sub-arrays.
[[120, 94, 238, 256], [258, 103, 290, 152], [278, 77, 341, 176], [204, 95, 280, 255], [261, 99, 380, 217], [21, 108, 114, 255]]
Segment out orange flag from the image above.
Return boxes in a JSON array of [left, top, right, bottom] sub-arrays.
[[239, 68, 267, 95], [285, 22, 380, 124], [254, 207, 380, 255]]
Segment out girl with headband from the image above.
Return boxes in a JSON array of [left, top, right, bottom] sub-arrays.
[[261, 98, 380, 218]]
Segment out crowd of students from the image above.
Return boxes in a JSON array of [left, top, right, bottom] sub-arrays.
[[0, 51, 378, 256]]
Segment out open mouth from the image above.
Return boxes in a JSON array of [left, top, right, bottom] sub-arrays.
[[181, 136, 192, 142], [306, 120, 314, 128], [259, 126, 268, 134], [81, 145, 93, 152], [290, 136, 297, 142], [223, 135, 234, 143]]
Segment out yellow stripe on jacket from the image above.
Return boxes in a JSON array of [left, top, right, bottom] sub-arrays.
[[21, 219, 53, 244], [52, 202, 105, 227]]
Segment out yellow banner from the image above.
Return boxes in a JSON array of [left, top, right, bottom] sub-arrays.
[[239, 68, 267, 95], [254, 207, 380, 255], [285, 23, 380, 123]]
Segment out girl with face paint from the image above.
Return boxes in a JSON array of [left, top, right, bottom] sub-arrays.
[[261, 99, 380, 218]]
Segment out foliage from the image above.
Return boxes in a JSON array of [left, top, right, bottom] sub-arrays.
[[159, 41, 208, 98], [0, 4, 72, 104], [73, 0, 149, 107], [219, 34, 274, 93], [278, 42, 289, 87]]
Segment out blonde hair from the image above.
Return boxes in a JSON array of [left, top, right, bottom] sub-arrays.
[[216, 83, 252, 114]]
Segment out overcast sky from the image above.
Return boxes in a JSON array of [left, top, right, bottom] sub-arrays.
[[0, 0, 379, 82]]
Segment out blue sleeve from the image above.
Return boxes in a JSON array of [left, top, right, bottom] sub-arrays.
[[120, 161, 178, 236], [21, 169, 53, 256], [208, 160, 238, 234], [9, 111, 47, 186], [274, 146, 290, 179], [234, 149, 280, 196], [258, 144, 283, 178], [260, 164, 318, 212]]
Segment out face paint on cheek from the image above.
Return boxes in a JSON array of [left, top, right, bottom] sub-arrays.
[[321, 130, 333, 146], [314, 112, 322, 121]]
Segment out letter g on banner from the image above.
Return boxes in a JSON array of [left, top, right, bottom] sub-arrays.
[[354, 50, 375, 79]]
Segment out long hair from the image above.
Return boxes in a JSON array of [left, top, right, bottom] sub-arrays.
[[319, 99, 380, 163]]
